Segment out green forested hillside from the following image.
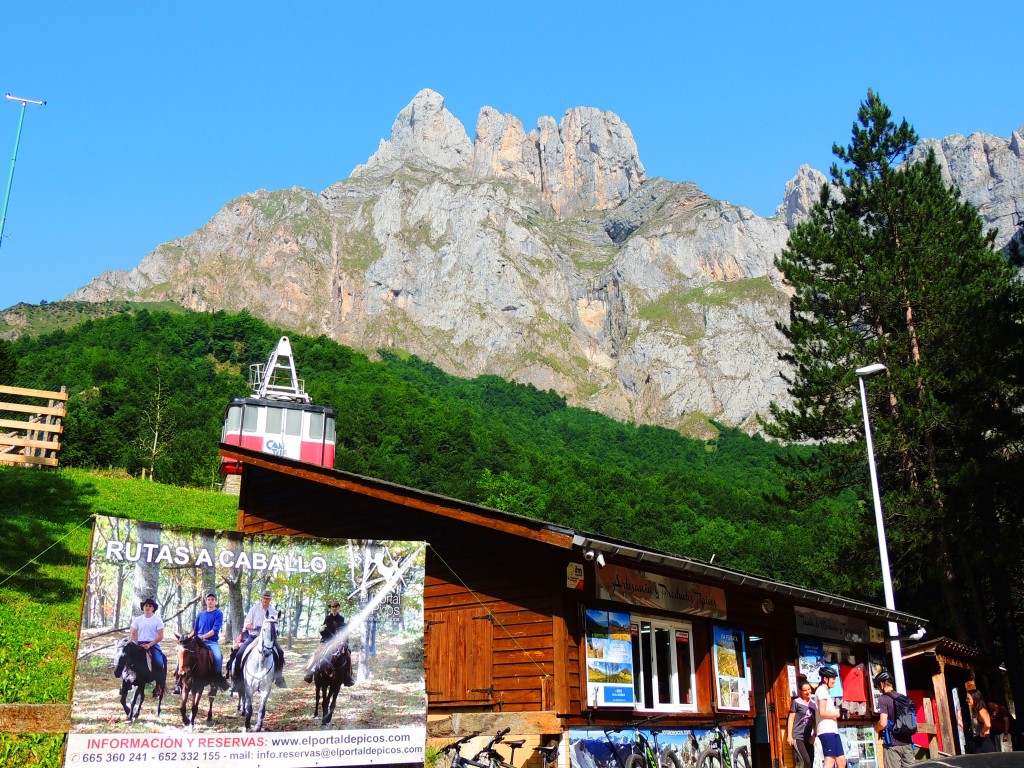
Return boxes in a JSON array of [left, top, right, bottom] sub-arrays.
[[5, 309, 878, 597]]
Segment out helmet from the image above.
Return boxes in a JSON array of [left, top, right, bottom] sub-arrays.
[[873, 671, 893, 688], [818, 665, 838, 680]]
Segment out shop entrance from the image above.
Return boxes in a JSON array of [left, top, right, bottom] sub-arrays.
[[749, 637, 785, 768]]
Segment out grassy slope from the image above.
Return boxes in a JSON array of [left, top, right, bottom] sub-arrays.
[[0, 467, 238, 767]]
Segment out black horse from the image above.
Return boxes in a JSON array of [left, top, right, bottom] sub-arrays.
[[311, 638, 354, 727], [113, 638, 163, 721], [173, 632, 221, 729]]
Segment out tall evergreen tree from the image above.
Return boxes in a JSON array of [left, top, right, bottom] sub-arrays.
[[768, 91, 1024, 702]]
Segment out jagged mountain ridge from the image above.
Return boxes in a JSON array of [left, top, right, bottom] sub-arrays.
[[66, 90, 1024, 434]]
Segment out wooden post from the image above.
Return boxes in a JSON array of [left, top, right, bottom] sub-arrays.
[[919, 697, 940, 758], [932, 665, 955, 756]]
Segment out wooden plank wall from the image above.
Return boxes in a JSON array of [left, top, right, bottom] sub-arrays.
[[426, 539, 558, 714], [0, 384, 66, 467]]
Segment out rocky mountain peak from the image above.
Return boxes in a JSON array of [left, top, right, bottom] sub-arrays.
[[353, 90, 646, 220], [909, 126, 1024, 249], [471, 104, 646, 219], [352, 89, 474, 175], [775, 164, 831, 228]]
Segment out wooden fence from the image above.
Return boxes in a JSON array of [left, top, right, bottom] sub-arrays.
[[0, 384, 67, 467]]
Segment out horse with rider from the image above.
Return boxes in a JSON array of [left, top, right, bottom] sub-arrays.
[[112, 597, 167, 721], [226, 589, 287, 693], [172, 591, 231, 727]]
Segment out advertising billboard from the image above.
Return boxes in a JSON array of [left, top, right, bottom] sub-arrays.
[[65, 515, 425, 767]]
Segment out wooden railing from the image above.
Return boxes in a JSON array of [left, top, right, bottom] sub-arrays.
[[0, 384, 67, 467]]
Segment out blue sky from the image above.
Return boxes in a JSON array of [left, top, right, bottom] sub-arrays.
[[0, 3, 1020, 310]]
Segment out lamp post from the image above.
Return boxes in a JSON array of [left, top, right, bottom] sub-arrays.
[[856, 362, 907, 692], [0, 94, 46, 252]]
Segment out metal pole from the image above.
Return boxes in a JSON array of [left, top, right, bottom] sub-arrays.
[[857, 370, 907, 693], [0, 94, 46, 252]]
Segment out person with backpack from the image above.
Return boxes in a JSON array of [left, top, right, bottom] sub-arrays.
[[874, 671, 916, 767], [816, 666, 847, 768]]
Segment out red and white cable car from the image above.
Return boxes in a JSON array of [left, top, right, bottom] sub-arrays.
[[220, 336, 336, 475]]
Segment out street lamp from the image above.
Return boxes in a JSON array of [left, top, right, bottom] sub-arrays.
[[0, 94, 46, 252], [855, 362, 906, 693]]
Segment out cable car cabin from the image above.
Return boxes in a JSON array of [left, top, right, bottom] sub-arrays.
[[218, 335, 337, 476], [219, 398, 336, 475]]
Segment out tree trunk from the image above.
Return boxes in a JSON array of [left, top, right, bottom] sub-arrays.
[[132, 522, 162, 620]]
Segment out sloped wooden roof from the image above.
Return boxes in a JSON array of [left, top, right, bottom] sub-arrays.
[[223, 444, 928, 628]]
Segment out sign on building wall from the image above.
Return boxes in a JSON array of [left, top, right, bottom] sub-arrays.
[[595, 565, 727, 619], [712, 626, 750, 711], [794, 606, 869, 643], [65, 516, 426, 768], [584, 609, 635, 707], [568, 725, 751, 768]]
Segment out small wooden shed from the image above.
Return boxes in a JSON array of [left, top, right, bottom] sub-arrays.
[[223, 444, 927, 768], [902, 636, 1008, 756]]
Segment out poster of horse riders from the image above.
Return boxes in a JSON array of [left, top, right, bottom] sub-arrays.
[[65, 515, 426, 767]]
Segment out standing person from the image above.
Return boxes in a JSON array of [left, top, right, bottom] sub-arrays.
[[787, 680, 817, 768], [967, 688, 998, 753], [988, 697, 1010, 751], [303, 598, 347, 683], [179, 592, 230, 693], [874, 672, 915, 768], [816, 666, 846, 768], [234, 589, 287, 687], [130, 597, 167, 697]]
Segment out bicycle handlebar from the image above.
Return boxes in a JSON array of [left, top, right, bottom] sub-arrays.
[[688, 713, 749, 730], [605, 713, 669, 733], [439, 733, 479, 754], [473, 727, 513, 760]]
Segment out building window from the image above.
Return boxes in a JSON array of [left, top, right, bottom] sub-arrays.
[[632, 618, 696, 712]]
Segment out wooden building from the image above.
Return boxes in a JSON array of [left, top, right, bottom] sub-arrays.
[[224, 444, 927, 768]]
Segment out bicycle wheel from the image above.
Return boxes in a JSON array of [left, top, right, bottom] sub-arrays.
[[625, 754, 650, 768], [697, 748, 724, 768], [733, 747, 751, 768], [659, 748, 684, 768]]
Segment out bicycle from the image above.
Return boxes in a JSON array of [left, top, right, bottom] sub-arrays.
[[535, 739, 560, 768], [438, 732, 488, 768], [604, 714, 684, 768], [438, 728, 523, 768], [473, 727, 525, 768], [695, 716, 750, 768]]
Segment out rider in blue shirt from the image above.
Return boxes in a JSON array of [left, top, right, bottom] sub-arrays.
[[176, 592, 230, 692]]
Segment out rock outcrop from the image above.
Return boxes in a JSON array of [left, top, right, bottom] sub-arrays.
[[64, 92, 1024, 435], [909, 127, 1024, 249]]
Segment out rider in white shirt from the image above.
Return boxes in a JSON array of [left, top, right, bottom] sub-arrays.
[[129, 597, 167, 696], [233, 589, 286, 687]]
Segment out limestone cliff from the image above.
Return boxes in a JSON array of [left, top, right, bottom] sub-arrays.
[[65, 91, 1024, 434]]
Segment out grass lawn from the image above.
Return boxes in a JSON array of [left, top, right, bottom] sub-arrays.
[[0, 466, 238, 767]]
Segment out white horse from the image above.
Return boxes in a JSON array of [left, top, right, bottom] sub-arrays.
[[240, 617, 278, 732]]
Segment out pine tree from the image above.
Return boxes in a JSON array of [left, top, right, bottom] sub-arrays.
[[768, 91, 1024, 701]]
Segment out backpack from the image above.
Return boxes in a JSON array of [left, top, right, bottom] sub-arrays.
[[888, 692, 918, 739]]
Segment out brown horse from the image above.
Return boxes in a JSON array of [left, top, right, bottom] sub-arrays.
[[173, 632, 220, 729], [312, 638, 354, 727]]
